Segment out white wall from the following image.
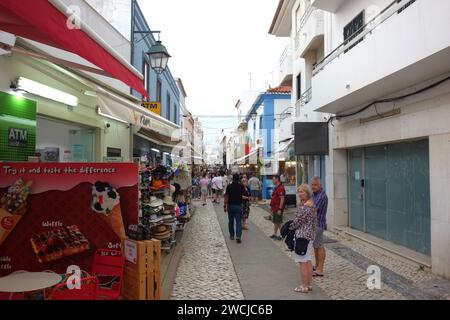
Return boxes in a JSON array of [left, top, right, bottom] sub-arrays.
[[311, 0, 450, 113], [85, 0, 132, 41], [429, 133, 450, 279]]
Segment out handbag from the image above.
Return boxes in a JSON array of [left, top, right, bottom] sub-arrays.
[[294, 237, 310, 256]]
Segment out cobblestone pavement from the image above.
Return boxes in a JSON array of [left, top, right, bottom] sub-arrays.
[[249, 205, 450, 300], [170, 200, 244, 300]]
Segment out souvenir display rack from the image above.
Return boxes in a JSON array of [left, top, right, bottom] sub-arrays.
[[127, 159, 191, 253]]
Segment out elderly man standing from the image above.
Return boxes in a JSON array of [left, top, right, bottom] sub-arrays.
[[311, 177, 328, 277]]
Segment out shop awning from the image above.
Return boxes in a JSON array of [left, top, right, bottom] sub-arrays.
[[277, 137, 295, 161], [233, 148, 260, 165], [0, 0, 149, 99], [96, 87, 181, 145]]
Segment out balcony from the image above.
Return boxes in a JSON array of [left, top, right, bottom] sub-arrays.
[[295, 87, 312, 117], [310, 0, 450, 114], [295, 5, 324, 58], [312, 0, 347, 13], [279, 44, 293, 86]]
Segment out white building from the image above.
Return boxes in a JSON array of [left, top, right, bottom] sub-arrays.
[[272, 0, 450, 279]]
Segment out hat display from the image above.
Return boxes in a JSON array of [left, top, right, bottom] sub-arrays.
[[163, 196, 175, 206], [149, 197, 164, 208], [155, 224, 167, 232]]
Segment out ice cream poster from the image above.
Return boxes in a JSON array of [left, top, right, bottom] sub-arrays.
[[0, 163, 138, 275]]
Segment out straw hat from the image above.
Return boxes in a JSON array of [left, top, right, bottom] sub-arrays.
[[163, 196, 175, 206]]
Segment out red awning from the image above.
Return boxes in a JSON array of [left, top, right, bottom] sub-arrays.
[[0, 0, 149, 99]]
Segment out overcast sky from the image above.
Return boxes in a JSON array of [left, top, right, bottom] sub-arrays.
[[137, 0, 288, 144]]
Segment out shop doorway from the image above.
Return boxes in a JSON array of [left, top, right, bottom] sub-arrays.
[[348, 140, 431, 255]]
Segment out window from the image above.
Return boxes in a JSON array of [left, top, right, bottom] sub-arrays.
[[143, 60, 149, 98], [344, 11, 365, 52], [296, 73, 301, 101], [166, 94, 171, 120], [174, 104, 178, 124], [156, 79, 162, 102], [107, 147, 121, 158]]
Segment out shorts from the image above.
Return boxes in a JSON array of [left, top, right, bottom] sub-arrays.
[[216, 189, 223, 196], [250, 190, 259, 198], [313, 227, 324, 249], [211, 189, 217, 194], [294, 242, 314, 263], [272, 211, 283, 224], [201, 188, 208, 196]]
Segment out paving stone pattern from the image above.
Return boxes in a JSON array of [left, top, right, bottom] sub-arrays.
[[170, 201, 244, 300], [250, 205, 450, 300]]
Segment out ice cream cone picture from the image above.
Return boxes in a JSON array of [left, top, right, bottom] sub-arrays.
[[91, 181, 126, 240], [0, 179, 33, 247]]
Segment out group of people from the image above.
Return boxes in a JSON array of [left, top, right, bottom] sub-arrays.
[[259, 174, 328, 294], [195, 169, 328, 294], [192, 170, 227, 206]]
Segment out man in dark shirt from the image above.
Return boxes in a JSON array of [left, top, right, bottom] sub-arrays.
[[224, 174, 245, 244], [311, 177, 328, 277]]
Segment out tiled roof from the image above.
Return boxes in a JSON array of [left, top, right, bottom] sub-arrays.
[[266, 86, 292, 94]]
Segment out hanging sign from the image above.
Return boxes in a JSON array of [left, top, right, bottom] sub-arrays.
[[141, 102, 161, 116]]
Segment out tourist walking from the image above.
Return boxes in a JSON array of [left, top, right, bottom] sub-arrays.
[[224, 174, 246, 244], [248, 173, 260, 206], [290, 184, 317, 294], [211, 173, 224, 204], [269, 175, 286, 240], [241, 177, 251, 230], [199, 173, 210, 206], [311, 177, 328, 277]]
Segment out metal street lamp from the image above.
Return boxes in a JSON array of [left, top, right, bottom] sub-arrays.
[[147, 39, 171, 74]]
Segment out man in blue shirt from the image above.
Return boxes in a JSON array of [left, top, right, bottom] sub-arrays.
[[311, 177, 328, 277]]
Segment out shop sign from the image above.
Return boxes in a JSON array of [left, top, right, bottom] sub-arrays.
[[103, 156, 124, 163], [8, 128, 28, 147], [133, 111, 173, 138], [141, 102, 161, 116]]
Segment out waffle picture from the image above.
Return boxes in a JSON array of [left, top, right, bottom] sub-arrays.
[[30, 225, 90, 263]]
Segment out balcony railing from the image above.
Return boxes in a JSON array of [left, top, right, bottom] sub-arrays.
[[295, 87, 312, 116], [313, 0, 417, 76], [295, 3, 315, 51], [279, 44, 293, 66]]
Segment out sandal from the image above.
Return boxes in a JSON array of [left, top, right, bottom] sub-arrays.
[[294, 286, 309, 293], [313, 271, 324, 277]]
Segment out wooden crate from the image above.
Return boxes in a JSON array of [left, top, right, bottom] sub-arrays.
[[121, 238, 162, 300]]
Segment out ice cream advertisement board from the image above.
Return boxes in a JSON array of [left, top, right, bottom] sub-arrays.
[[0, 163, 138, 275]]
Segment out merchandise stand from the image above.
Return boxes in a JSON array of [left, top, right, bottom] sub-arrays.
[[127, 161, 191, 254]]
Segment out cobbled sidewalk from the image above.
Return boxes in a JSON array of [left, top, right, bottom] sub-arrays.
[[249, 205, 450, 300], [170, 200, 244, 300]]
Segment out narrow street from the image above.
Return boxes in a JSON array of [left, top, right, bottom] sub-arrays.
[[171, 200, 450, 300]]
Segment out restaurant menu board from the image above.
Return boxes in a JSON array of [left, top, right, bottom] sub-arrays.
[[0, 163, 138, 275]]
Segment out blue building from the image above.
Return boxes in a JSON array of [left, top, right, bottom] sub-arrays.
[[245, 87, 291, 199], [130, 0, 181, 164]]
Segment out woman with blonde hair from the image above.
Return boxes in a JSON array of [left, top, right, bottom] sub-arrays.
[[289, 184, 317, 293]]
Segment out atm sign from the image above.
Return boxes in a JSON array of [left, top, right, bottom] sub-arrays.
[[142, 102, 161, 116]]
